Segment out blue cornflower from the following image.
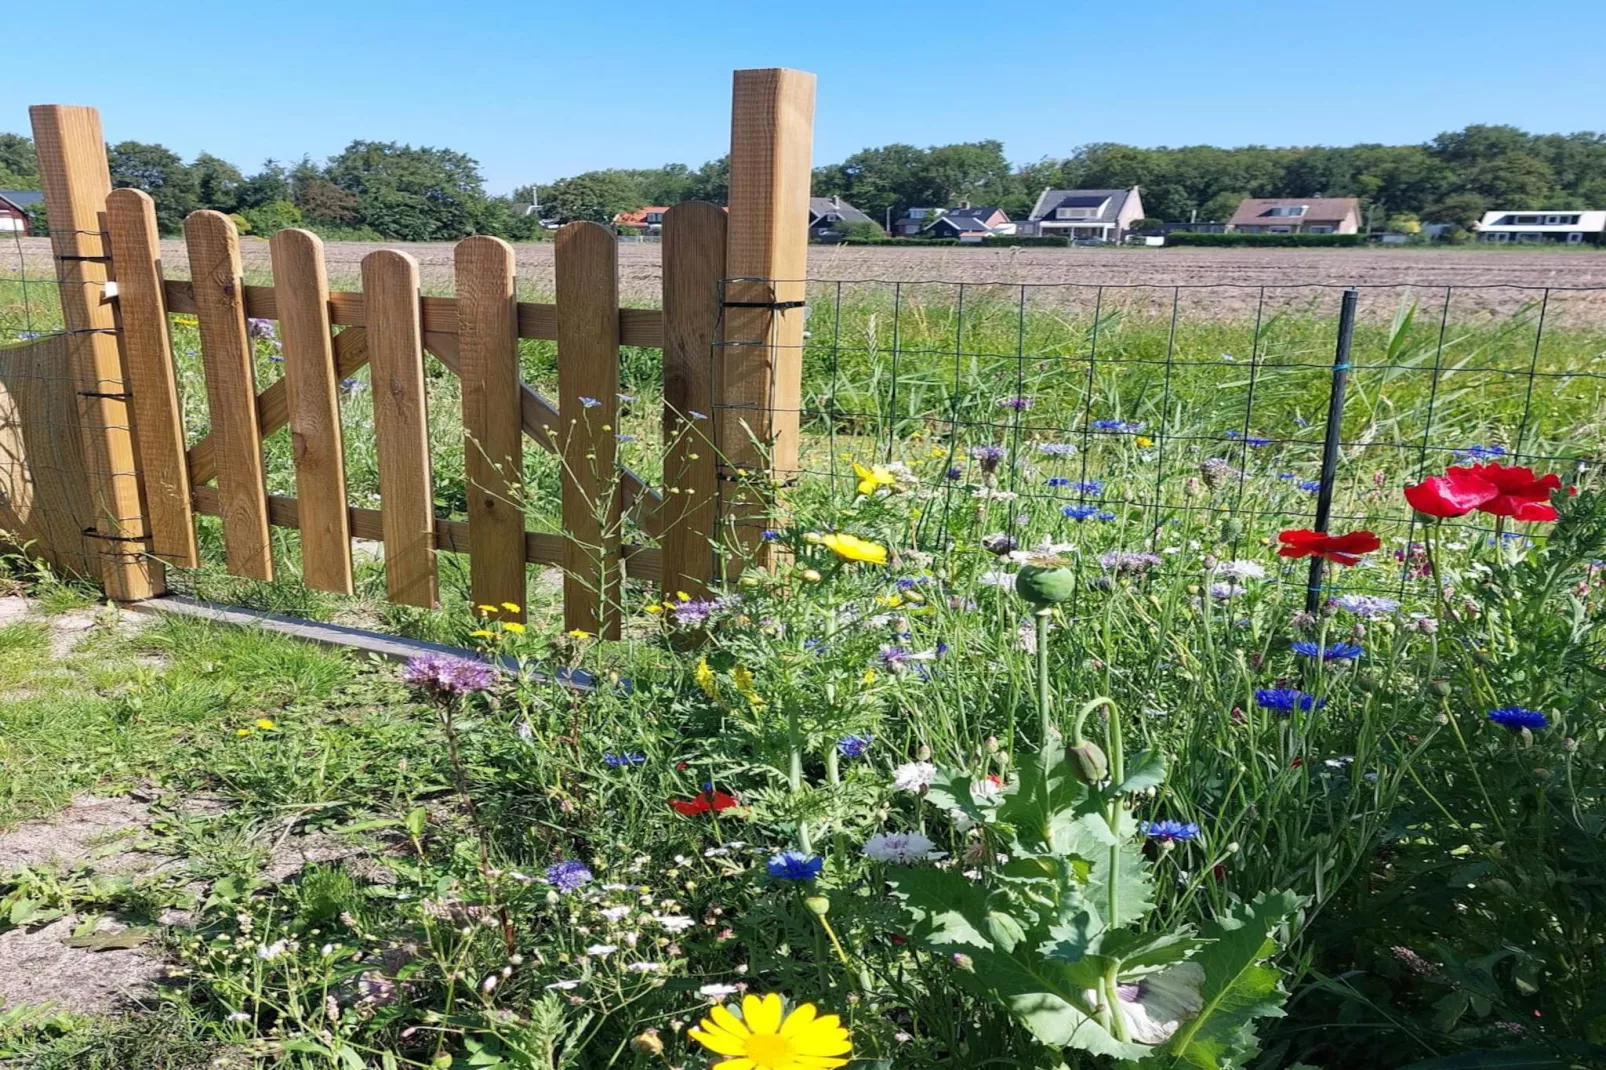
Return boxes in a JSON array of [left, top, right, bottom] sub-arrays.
[[1037, 442, 1079, 456], [1070, 480, 1105, 495], [689, 410, 708, 420], [1062, 504, 1099, 520], [896, 576, 930, 590], [1091, 419, 1144, 433], [578, 396, 601, 408], [1142, 819, 1200, 842], [1225, 430, 1272, 446], [802, 637, 826, 654], [1276, 472, 1297, 481], [761, 529, 781, 541], [1488, 706, 1547, 732], [1046, 476, 1072, 487], [604, 752, 646, 768], [1290, 641, 1363, 661], [545, 860, 593, 892], [767, 850, 824, 882], [1095, 510, 1117, 521], [1255, 688, 1324, 713], [1298, 480, 1322, 493], [837, 734, 873, 759], [1454, 444, 1507, 461], [617, 392, 637, 403]]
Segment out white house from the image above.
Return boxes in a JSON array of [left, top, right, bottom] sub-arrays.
[[1020, 187, 1145, 242], [1475, 210, 1606, 245]]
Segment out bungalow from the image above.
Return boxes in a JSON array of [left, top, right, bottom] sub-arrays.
[[809, 196, 879, 241], [613, 206, 671, 233], [0, 190, 43, 234], [923, 204, 1011, 242], [1228, 197, 1361, 235], [1475, 210, 1606, 245], [1019, 187, 1144, 242]]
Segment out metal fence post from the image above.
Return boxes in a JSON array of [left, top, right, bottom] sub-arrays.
[[1306, 287, 1358, 613]]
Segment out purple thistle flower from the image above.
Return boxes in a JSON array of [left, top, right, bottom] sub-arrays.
[[247, 318, 278, 342], [1099, 550, 1161, 574], [996, 396, 1033, 411], [969, 445, 1007, 475], [402, 654, 497, 697]]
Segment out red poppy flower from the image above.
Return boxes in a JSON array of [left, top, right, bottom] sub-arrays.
[[669, 788, 739, 816], [1276, 529, 1381, 566], [1404, 463, 1561, 522]]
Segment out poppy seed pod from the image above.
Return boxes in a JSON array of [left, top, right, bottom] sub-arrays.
[[1067, 739, 1108, 784], [1016, 555, 1078, 606]]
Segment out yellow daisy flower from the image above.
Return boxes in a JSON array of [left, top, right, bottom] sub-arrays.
[[255, 718, 277, 730], [851, 461, 896, 496], [471, 629, 494, 638], [1135, 435, 1155, 448], [689, 993, 852, 1070], [503, 622, 526, 634], [567, 629, 592, 640], [500, 602, 521, 613], [819, 533, 887, 566], [695, 657, 718, 699]]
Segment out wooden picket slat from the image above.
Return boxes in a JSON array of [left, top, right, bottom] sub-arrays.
[[555, 222, 621, 638], [184, 209, 272, 580], [104, 188, 196, 567], [454, 236, 526, 622], [361, 250, 437, 607], [269, 228, 353, 594], [660, 202, 727, 599]]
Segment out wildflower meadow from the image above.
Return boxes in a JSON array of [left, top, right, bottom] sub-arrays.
[[4, 279, 1606, 1070]]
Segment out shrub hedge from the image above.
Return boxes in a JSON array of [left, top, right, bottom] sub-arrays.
[[1165, 231, 1367, 247]]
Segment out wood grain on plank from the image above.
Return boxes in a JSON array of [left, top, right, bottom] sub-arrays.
[[454, 236, 526, 621], [184, 210, 273, 579], [105, 188, 196, 567], [555, 222, 622, 637], [659, 202, 727, 599], [270, 229, 352, 593], [361, 250, 438, 607], [30, 105, 163, 598]]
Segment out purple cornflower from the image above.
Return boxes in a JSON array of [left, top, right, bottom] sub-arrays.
[[766, 851, 824, 882], [1329, 594, 1399, 619], [604, 753, 647, 768], [1142, 819, 1199, 843], [671, 596, 738, 626], [996, 396, 1033, 411], [545, 861, 594, 892], [1099, 550, 1162, 575], [969, 445, 1007, 475], [1488, 706, 1547, 732], [837, 734, 873, 759], [1037, 442, 1078, 456], [246, 318, 277, 342], [402, 654, 497, 697], [945, 466, 964, 480], [578, 396, 601, 408]]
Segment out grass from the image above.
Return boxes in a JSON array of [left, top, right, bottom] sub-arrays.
[[3, 267, 1606, 1066]]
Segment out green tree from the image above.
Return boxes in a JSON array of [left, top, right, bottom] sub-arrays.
[[0, 133, 38, 189], [235, 161, 291, 211], [108, 141, 198, 233], [192, 152, 245, 212], [541, 170, 642, 224], [324, 140, 489, 240]]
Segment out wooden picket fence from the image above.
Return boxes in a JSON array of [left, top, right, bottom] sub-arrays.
[[6, 68, 816, 639]]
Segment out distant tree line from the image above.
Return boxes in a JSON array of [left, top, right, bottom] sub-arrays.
[[1, 124, 1603, 240]]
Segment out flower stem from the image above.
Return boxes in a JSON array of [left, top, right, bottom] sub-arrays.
[[1036, 609, 1054, 745]]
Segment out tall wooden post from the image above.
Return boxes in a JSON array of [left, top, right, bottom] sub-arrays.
[[30, 105, 164, 600], [719, 68, 815, 568]]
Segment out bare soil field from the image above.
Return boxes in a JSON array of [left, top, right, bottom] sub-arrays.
[[8, 237, 1606, 319]]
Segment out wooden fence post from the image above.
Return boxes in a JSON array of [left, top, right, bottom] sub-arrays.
[[29, 105, 164, 599], [719, 68, 815, 570]]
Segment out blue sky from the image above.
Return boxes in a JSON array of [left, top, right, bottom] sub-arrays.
[[7, 0, 1601, 193]]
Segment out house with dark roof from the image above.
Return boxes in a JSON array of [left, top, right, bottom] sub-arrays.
[[1021, 187, 1144, 242], [809, 196, 880, 241], [1228, 197, 1361, 234], [0, 190, 44, 235], [923, 204, 1011, 242]]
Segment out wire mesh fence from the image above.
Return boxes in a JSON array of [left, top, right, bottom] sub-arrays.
[[715, 275, 1606, 615]]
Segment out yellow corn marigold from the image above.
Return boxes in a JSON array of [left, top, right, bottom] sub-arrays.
[[689, 993, 852, 1070], [819, 533, 887, 565]]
